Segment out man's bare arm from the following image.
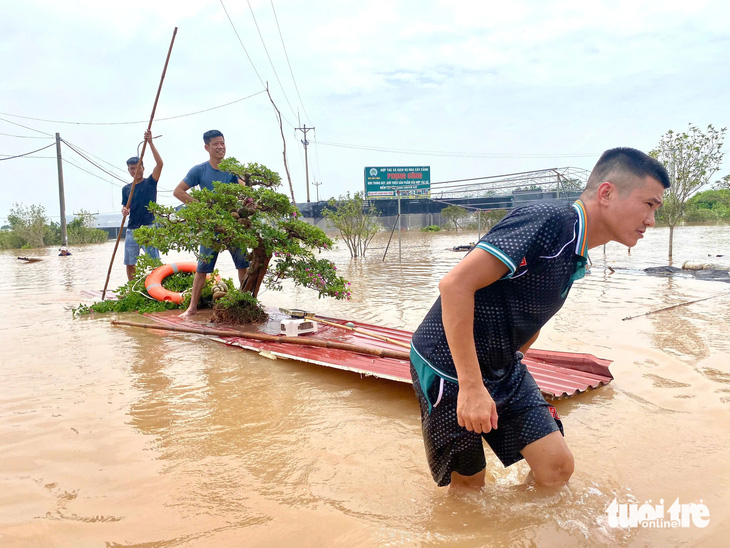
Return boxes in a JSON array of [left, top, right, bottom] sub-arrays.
[[146, 130, 163, 182], [173, 181, 194, 203], [439, 249, 508, 434]]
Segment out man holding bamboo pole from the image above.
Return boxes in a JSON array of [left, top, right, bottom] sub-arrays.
[[410, 148, 670, 493], [122, 129, 163, 280]]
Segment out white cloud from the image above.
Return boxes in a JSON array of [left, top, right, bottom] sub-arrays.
[[1, 0, 729, 222]]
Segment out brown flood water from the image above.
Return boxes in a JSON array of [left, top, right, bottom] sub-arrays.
[[1, 225, 729, 547]]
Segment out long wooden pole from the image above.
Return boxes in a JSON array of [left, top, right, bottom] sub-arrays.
[[314, 318, 411, 349], [111, 319, 410, 361], [101, 27, 178, 300], [622, 292, 728, 321]]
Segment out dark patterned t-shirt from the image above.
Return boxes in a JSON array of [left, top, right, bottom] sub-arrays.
[[122, 175, 158, 230], [411, 200, 588, 381]]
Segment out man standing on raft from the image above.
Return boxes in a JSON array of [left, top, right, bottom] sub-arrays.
[[173, 130, 248, 318], [122, 129, 163, 280], [410, 148, 670, 491]]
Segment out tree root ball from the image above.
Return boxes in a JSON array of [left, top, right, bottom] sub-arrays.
[[211, 290, 268, 325]]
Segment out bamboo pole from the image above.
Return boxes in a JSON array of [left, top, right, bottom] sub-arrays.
[[101, 27, 178, 300], [622, 292, 728, 321], [111, 319, 411, 361], [315, 318, 411, 349]]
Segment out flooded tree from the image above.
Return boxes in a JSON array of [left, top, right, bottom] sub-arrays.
[[322, 192, 381, 258], [4, 203, 51, 249], [650, 124, 728, 262], [441, 205, 470, 231]]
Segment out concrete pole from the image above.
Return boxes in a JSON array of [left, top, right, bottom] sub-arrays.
[[55, 133, 68, 246]]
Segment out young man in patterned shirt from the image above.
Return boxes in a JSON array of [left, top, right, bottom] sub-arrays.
[[410, 148, 670, 491]]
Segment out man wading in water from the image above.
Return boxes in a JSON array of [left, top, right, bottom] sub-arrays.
[[410, 148, 670, 491]]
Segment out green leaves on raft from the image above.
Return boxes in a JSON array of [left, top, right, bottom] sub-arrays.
[[72, 256, 221, 316]]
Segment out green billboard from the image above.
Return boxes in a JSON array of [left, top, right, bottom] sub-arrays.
[[364, 166, 430, 199]]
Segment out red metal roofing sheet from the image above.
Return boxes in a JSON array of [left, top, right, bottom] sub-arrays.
[[146, 311, 612, 400]]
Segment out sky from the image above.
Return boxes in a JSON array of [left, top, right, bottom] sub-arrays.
[[2, 0, 729, 224]]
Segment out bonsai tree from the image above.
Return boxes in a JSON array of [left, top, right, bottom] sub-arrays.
[[135, 159, 350, 315]]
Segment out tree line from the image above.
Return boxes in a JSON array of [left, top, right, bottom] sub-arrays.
[[0, 204, 107, 250]]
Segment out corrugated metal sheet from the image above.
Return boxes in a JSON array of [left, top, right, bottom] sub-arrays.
[[147, 311, 612, 399]]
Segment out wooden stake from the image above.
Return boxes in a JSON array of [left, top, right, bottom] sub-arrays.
[[101, 27, 178, 300]]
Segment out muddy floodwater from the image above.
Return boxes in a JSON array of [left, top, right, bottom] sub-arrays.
[[1, 225, 729, 547]]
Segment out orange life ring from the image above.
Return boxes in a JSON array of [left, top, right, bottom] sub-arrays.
[[145, 262, 199, 304]]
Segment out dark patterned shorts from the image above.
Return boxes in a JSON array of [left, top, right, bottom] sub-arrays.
[[410, 355, 564, 487]]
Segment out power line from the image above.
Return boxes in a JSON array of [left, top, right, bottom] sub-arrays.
[[0, 131, 53, 139], [0, 142, 55, 161], [0, 117, 54, 137], [312, 127, 323, 184], [62, 138, 130, 175], [270, 0, 311, 124], [0, 91, 266, 127], [61, 138, 177, 193], [61, 139, 129, 184], [218, 0, 295, 129], [0, 155, 55, 159], [219, 0, 266, 88], [245, 0, 297, 121], [62, 158, 125, 187], [313, 139, 599, 159]]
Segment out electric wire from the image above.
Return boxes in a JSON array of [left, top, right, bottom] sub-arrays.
[[312, 127, 323, 187], [218, 0, 295, 128], [0, 91, 266, 126], [63, 138, 176, 193], [62, 158, 125, 187], [62, 138, 129, 175], [0, 131, 53, 139], [0, 142, 55, 161], [246, 0, 297, 121], [61, 139, 129, 184], [0, 155, 56, 159], [0, 117, 54, 137], [313, 139, 599, 159], [218, 0, 266, 88], [270, 0, 311, 124]]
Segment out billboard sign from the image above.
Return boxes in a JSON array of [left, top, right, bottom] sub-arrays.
[[364, 166, 430, 199]]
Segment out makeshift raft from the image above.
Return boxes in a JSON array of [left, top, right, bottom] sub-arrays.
[[141, 309, 613, 400]]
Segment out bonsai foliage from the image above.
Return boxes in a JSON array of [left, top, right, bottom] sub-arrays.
[[135, 158, 349, 302], [322, 192, 381, 258]]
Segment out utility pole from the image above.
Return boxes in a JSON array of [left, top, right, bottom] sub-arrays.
[[55, 133, 68, 246], [296, 124, 314, 202], [312, 180, 322, 202]]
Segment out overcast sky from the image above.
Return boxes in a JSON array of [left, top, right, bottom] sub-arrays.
[[2, 0, 729, 224]]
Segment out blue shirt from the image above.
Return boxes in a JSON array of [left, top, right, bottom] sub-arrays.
[[122, 175, 158, 229], [411, 200, 589, 383], [183, 161, 238, 191]]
